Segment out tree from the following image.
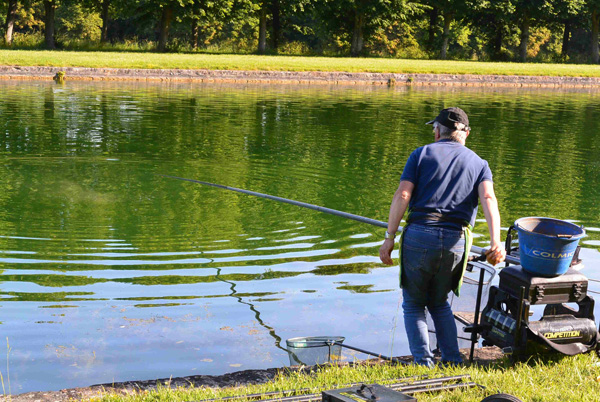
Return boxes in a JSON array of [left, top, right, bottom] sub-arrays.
[[186, 0, 237, 50], [317, 0, 422, 57], [56, 0, 102, 41], [78, 0, 112, 42], [99, 0, 109, 42], [43, 0, 57, 49], [4, 0, 18, 45], [426, 0, 471, 59], [270, 0, 313, 51], [188, 0, 209, 50], [271, 0, 280, 49], [588, 0, 600, 62], [157, 3, 173, 51], [514, 0, 553, 61], [425, 5, 438, 51], [126, 0, 192, 52], [232, 0, 293, 54], [551, 0, 585, 58], [469, 0, 516, 60], [258, 0, 267, 52]]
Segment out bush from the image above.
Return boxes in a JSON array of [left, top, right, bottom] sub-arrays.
[[165, 37, 191, 53], [1, 31, 44, 49], [200, 37, 257, 54], [277, 41, 312, 55]]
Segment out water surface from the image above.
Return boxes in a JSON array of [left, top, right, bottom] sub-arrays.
[[1, 82, 600, 393]]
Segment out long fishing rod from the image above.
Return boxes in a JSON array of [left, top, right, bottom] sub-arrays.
[[161, 175, 520, 265]]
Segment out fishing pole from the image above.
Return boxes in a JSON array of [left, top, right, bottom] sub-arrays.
[[161, 175, 520, 265]]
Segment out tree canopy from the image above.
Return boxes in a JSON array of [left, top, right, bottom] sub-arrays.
[[2, 0, 600, 63]]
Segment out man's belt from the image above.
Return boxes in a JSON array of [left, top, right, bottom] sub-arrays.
[[406, 208, 470, 228]]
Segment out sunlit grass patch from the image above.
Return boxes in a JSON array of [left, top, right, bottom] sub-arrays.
[[91, 353, 600, 402], [2, 51, 600, 77]]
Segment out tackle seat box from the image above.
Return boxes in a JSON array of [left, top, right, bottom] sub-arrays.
[[498, 265, 588, 304], [322, 384, 416, 402]]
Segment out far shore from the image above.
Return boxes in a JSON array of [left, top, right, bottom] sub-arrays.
[[3, 65, 600, 88], [3, 50, 600, 87]]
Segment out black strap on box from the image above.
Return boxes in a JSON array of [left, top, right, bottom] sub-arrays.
[[525, 324, 600, 356]]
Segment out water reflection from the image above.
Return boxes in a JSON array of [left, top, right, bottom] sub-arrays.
[[0, 81, 599, 392], [215, 267, 287, 352]]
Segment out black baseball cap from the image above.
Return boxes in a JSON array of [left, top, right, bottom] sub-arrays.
[[426, 107, 470, 131]]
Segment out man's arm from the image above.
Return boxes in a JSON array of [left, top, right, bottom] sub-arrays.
[[379, 180, 414, 265], [478, 180, 506, 265]]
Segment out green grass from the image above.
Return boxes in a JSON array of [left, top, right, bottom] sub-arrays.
[[92, 354, 600, 402], [3, 50, 600, 77]]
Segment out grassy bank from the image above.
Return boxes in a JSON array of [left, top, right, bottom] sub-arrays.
[[3, 50, 600, 77], [94, 354, 600, 402]]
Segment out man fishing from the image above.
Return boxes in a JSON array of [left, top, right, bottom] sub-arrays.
[[379, 107, 506, 367]]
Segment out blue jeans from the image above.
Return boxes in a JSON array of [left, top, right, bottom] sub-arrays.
[[401, 224, 465, 366]]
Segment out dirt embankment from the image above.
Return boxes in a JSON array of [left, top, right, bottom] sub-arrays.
[[1, 347, 503, 402], [2, 66, 600, 88]]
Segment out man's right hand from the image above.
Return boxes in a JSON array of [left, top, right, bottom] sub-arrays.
[[485, 241, 506, 266], [379, 238, 395, 265]]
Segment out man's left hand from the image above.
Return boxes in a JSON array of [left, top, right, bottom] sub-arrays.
[[485, 241, 506, 266], [379, 238, 395, 265]]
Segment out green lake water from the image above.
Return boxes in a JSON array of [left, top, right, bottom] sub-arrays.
[[1, 81, 600, 393]]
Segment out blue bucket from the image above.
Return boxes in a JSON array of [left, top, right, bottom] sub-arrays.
[[515, 217, 585, 277]]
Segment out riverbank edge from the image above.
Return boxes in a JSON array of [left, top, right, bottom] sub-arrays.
[[2, 65, 600, 87], [3, 347, 503, 402]]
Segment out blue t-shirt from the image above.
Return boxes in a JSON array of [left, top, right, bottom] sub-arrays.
[[400, 139, 493, 229]]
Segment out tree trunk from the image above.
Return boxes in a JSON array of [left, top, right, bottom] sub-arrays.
[[191, 3, 201, 50], [519, 15, 530, 62], [561, 21, 570, 59], [100, 0, 111, 43], [593, 9, 600, 64], [44, 0, 56, 49], [492, 21, 503, 60], [350, 12, 364, 57], [271, 0, 280, 51], [440, 12, 452, 60], [191, 18, 199, 50], [4, 0, 18, 45], [427, 7, 438, 51], [157, 6, 173, 52], [258, 5, 267, 53]]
